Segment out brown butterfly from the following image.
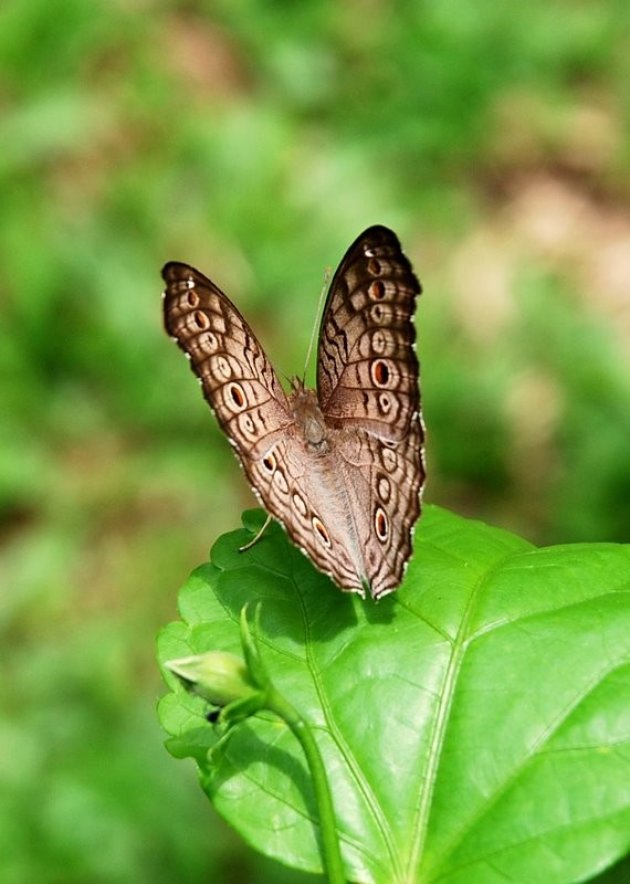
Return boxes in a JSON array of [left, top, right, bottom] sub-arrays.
[[162, 226, 425, 598]]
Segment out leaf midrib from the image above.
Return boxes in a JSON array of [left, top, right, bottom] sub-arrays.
[[297, 585, 406, 882], [406, 545, 519, 881]]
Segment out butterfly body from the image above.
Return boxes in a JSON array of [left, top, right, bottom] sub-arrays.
[[162, 226, 425, 599], [289, 380, 330, 452]]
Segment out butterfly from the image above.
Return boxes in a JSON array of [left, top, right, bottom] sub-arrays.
[[162, 226, 425, 598]]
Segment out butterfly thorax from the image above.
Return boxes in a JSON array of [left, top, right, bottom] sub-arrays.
[[289, 378, 330, 454]]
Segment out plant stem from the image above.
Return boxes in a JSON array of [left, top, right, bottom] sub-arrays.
[[265, 685, 346, 884]]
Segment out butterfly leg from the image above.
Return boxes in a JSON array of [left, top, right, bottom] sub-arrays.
[[238, 514, 273, 552]]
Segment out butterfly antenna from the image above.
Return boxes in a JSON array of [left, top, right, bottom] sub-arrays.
[[302, 265, 332, 383]]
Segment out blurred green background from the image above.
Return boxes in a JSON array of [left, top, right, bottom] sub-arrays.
[[1, 1, 629, 882]]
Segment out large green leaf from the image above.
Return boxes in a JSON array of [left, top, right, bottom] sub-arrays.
[[157, 506, 630, 883]]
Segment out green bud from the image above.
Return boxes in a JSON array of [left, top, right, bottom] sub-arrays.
[[166, 651, 256, 706]]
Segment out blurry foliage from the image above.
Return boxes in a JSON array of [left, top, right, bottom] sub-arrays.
[[0, 0, 628, 881]]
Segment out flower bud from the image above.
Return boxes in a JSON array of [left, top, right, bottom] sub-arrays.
[[166, 652, 256, 706]]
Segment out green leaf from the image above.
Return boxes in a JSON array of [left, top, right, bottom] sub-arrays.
[[157, 506, 630, 883]]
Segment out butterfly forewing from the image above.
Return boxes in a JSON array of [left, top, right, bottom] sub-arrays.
[[316, 225, 421, 442], [162, 262, 292, 461]]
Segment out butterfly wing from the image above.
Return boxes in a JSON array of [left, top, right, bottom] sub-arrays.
[[242, 430, 361, 588], [267, 419, 425, 598], [162, 262, 293, 467], [242, 413, 425, 599], [339, 414, 425, 598], [315, 226, 425, 597], [317, 225, 421, 442]]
